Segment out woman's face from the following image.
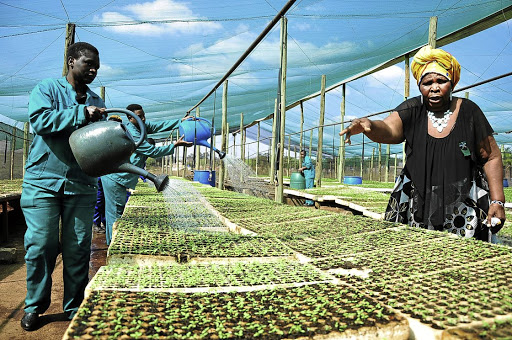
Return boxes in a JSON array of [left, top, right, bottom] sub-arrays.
[[419, 73, 452, 111]]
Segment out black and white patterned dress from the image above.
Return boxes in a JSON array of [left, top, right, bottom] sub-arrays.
[[384, 96, 494, 241]]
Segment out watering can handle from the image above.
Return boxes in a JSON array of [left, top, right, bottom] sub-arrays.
[[105, 108, 146, 148]]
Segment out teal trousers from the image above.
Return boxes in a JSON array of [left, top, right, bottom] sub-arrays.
[[101, 176, 129, 245], [21, 183, 96, 318], [305, 178, 315, 206]]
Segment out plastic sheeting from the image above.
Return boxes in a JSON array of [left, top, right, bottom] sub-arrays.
[[1, 0, 511, 158]]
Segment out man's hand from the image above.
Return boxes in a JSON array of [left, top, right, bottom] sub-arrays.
[[181, 115, 195, 122], [85, 106, 107, 122], [174, 135, 194, 147]]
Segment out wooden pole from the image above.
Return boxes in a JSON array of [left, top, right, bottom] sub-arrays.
[[360, 135, 364, 179], [195, 107, 201, 170], [240, 113, 244, 161], [402, 53, 410, 166], [256, 122, 260, 176], [161, 143, 165, 174], [404, 54, 410, 100], [243, 127, 247, 161], [309, 130, 313, 156], [219, 80, 228, 190], [182, 146, 187, 179], [62, 23, 75, 76], [23, 122, 29, 177], [370, 147, 375, 181], [378, 143, 382, 182], [270, 98, 278, 183], [332, 125, 335, 179], [299, 101, 304, 164], [287, 135, 291, 177], [275, 16, 287, 203], [315, 74, 326, 188], [175, 130, 180, 177], [294, 145, 297, 172], [339, 83, 346, 183], [429, 17, 438, 49], [394, 153, 398, 180], [10, 127, 16, 180], [232, 132, 236, 157]]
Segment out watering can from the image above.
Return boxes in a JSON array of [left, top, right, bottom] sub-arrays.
[[69, 108, 169, 192], [179, 117, 226, 159]]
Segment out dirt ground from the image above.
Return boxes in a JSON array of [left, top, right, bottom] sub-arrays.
[[0, 223, 107, 339]]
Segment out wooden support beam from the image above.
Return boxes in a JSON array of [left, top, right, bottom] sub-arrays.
[[338, 83, 346, 183], [62, 23, 75, 76], [195, 107, 200, 170], [240, 113, 244, 161], [315, 75, 326, 188], [429, 17, 438, 48], [270, 98, 278, 183], [218, 81, 228, 189], [256, 122, 260, 176], [275, 16, 287, 203], [9, 127, 15, 180]]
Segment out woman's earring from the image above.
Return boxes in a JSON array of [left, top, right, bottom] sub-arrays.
[[449, 91, 452, 101], [420, 95, 423, 105]]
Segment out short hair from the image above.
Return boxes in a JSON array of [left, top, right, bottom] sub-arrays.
[[126, 104, 143, 113], [67, 42, 99, 60]]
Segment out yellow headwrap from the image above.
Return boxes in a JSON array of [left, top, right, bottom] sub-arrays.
[[411, 45, 461, 88]]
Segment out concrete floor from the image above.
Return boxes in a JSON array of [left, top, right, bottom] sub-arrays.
[[0, 225, 107, 339]]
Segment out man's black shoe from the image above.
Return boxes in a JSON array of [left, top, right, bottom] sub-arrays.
[[21, 312, 39, 331]]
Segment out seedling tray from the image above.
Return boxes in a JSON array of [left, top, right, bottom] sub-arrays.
[[108, 229, 295, 264], [88, 260, 332, 292], [64, 283, 409, 339]]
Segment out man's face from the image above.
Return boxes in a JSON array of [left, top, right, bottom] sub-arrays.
[[129, 109, 146, 128], [69, 50, 100, 85]]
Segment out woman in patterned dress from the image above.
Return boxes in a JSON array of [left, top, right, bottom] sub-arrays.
[[339, 45, 505, 241]]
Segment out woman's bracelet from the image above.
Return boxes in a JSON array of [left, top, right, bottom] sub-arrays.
[[490, 200, 505, 207]]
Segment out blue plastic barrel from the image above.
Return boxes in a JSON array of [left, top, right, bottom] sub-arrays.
[[504, 179, 509, 188], [193, 170, 215, 187], [343, 176, 363, 185]]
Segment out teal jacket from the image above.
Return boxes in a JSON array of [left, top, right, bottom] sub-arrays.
[[104, 119, 180, 189], [302, 155, 315, 179], [23, 77, 105, 194]]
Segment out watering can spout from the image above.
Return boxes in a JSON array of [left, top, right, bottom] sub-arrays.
[[217, 150, 226, 159], [118, 163, 169, 192]]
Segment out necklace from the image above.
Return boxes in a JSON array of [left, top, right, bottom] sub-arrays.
[[427, 109, 452, 133]]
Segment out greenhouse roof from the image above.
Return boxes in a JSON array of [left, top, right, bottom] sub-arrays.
[[1, 0, 512, 158]]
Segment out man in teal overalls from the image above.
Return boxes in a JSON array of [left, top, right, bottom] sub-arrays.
[[299, 150, 316, 206], [101, 104, 192, 245], [20, 42, 106, 331]]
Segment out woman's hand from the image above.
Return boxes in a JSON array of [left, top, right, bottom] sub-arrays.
[[487, 202, 506, 233], [339, 118, 372, 145]]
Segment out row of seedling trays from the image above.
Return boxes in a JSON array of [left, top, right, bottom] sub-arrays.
[[64, 180, 512, 339]]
